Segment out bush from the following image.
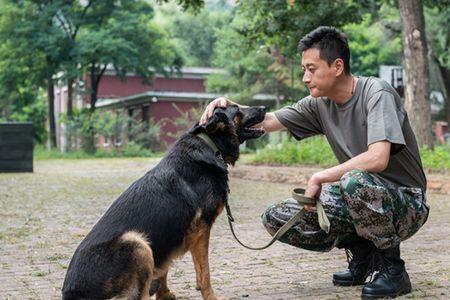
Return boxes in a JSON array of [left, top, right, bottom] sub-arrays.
[[251, 136, 450, 171], [251, 136, 337, 166], [420, 145, 450, 171]]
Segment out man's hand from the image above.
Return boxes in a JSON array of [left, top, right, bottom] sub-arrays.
[[200, 97, 233, 125], [303, 173, 323, 212]]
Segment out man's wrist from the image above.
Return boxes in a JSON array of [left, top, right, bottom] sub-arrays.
[[310, 171, 326, 185]]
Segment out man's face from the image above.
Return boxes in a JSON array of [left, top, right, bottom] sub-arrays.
[[301, 48, 338, 98]]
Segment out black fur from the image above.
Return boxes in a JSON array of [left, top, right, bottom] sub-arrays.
[[62, 105, 266, 300]]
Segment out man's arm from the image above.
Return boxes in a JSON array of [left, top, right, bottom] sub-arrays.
[[304, 141, 391, 206], [200, 97, 286, 132]]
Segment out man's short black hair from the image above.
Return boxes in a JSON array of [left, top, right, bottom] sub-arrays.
[[298, 26, 351, 74]]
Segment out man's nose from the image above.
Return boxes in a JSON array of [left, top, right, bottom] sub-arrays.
[[302, 72, 311, 84]]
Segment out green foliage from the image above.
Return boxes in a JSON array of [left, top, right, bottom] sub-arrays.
[[234, 0, 380, 58], [166, 104, 203, 140], [425, 5, 449, 71], [61, 109, 162, 152], [206, 16, 306, 103], [420, 145, 450, 171], [153, 2, 230, 67], [251, 135, 450, 171], [6, 94, 48, 143], [251, 136, 338, 166], [344, 11, 402, 76]]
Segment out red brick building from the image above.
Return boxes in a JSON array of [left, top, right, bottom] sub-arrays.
[[54, 67, 225, 150], [54, 66, 278, 150]]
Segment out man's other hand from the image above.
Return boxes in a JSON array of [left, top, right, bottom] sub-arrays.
[[304, 173, 323, 212]]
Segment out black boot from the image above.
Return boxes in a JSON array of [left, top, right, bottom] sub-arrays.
[[361, 245, 412, 299], [333, 237, 377, 286]]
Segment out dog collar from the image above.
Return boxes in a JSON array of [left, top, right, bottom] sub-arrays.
[[196, 133, 220, 155]]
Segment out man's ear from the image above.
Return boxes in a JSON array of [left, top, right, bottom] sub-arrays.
[[205, 111, 228, 134], [334, 58, 345, 77]]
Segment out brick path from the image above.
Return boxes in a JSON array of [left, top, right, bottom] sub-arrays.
[[1, 158, 449, 299]]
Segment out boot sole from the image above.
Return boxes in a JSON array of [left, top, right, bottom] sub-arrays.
[[361, 286, 411, 299], [333, 278, 366, 286]]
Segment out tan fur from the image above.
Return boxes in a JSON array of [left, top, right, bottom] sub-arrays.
[[112, 231, 154, 300]]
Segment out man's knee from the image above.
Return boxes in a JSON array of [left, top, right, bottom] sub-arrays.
[[261, 204, 279, 236], [340, 169, 370, 196]]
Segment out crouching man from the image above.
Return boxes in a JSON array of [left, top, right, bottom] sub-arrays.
[[200, 26, 429, 299]]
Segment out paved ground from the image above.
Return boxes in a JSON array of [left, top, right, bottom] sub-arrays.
[[1, 158, 449, 299]]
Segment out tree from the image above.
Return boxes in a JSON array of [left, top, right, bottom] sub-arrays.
[[0, 0, 55, 142], [206, 21, 306, 105], [234, 0, 380, 58], [74, 1, 182, 152], [425, 4, 450, 122], [77, 1, 182, 113], [343, 10, 402, 76], [398, 0, 433, 148]]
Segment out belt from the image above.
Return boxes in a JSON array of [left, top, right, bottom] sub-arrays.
[[225, 188, 331, 250]]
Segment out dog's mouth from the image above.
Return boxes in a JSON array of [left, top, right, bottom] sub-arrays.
[[238, 106, 266, 142]]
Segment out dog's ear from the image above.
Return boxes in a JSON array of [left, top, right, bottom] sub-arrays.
[[204, 110, 228, 134]]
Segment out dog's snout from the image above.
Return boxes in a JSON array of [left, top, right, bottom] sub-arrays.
[[258, 106, 266, 113]]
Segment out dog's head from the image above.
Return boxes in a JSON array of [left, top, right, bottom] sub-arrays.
[[191, 105, 266, 164]]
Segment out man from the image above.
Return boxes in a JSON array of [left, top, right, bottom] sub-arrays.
[[200, 26, 429, 299]]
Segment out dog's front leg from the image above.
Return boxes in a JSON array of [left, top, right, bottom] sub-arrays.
[[189, 226, 221, 300]]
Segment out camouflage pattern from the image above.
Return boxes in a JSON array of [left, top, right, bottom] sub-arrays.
[[261, 170, 429, 252]]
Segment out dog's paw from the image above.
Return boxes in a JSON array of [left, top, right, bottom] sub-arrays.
[[206, 296, 228, 300], [156, 290, 177, 300]]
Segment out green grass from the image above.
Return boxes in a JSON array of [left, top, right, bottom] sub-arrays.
[[420, 145, 450, 171], [251, 136, 450, 171], [34, 143, 161, 160], [251, 136, 338, 167]]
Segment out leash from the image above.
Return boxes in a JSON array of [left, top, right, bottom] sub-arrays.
[[195, 132, 331, 250], [225, 188, 330, 250]]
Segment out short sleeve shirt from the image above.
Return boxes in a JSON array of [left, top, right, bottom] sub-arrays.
[[274, 77, 427, 190]]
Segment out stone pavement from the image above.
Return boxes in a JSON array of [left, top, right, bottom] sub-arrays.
[[0, 158, 449, 299]]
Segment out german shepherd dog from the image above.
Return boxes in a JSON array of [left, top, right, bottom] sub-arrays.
[[62, 105, 266, 300]]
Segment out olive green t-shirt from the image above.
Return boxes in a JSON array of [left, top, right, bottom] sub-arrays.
[[274, 76, 427, 190]]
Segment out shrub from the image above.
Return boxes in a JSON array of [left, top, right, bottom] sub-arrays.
[[251, 136, 337, 166], [251, 136, 450, 172]]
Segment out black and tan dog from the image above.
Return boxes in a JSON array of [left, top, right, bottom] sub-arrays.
[[62, 105, 266, 300]]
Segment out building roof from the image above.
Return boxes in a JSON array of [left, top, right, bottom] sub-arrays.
[[95, 91, 280, 109], [103, 66, 226, 79]]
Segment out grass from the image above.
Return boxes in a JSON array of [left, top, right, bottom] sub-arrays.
[[251, 136, 338, 167], [250, 136, 450, 171], [33, 136, 450, 172], [34, 143, 161, 160]]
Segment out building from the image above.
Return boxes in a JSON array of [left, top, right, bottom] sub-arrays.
[[54, 67, 277, 150]]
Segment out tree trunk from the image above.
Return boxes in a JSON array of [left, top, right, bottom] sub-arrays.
[[398, 0, 434, 148], [66, 78, 74, 152], [436, 64, 450, 122], [89, 64, 98, 113], [47, 74, 57, 149], [67, 78, 74, 118]]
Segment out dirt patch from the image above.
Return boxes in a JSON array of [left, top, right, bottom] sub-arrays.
[[230, 164, 450, 194]]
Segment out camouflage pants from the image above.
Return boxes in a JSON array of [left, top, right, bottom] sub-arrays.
[[261, 170, 429, 251]]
